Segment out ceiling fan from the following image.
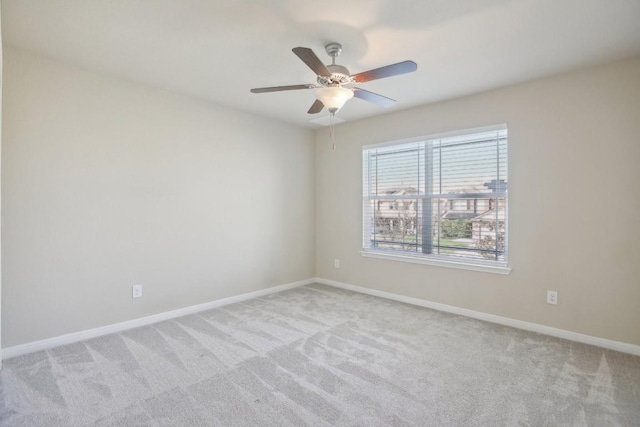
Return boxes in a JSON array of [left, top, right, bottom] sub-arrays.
[[250, 43, 417, 116]]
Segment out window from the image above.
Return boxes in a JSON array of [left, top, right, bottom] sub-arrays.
[[362, 126, 509, 273]]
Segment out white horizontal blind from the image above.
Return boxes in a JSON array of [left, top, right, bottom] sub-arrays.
[[363, 127, 508, 264]]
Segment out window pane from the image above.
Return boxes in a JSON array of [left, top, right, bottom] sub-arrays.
[[370, 198, 420, 252], [435, 197, 506, 261]]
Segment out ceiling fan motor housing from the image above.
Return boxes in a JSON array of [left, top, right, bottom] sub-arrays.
[[317, 64, 354, 86]]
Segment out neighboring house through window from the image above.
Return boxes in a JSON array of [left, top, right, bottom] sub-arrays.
[[362, 125, 509, 273]]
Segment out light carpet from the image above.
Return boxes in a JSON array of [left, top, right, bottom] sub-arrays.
[[1, 284, 639, 426]]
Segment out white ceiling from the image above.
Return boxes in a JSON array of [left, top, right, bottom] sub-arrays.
[[3, 0, 640, 128]]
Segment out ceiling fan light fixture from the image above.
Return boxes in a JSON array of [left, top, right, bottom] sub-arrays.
[[316, 86, 353, 114]]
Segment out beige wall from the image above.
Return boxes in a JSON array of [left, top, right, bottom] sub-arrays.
[[3, 45, 639, 350], [1, 48, 315, 347], [315, 57, 640, 346]]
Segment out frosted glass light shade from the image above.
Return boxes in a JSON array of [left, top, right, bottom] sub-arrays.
[[316, 86, 354, 114]]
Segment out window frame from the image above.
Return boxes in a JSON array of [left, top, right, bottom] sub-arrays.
[[361, 124, 511, 275]]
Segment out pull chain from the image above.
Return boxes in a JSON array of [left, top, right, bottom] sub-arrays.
[[330, 113, 336, 150]]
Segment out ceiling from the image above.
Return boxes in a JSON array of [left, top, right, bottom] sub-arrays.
[[3, 0, 640, 128]]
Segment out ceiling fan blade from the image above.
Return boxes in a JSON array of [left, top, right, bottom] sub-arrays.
[[307, 99, 324, 114], [292, 47, 332, 77], [352, 87, 396, 108], [250, 84, 315, 93], [351, 60, 417, 83]]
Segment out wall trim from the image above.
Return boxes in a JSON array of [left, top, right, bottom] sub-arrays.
[[360, 250, 511, 275], [314, 277, 640, 357], [2, 278, 314, 360]]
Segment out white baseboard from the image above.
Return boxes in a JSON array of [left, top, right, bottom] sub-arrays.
[[314, 277, 640, 357], [2, 278, 314, 360], [6, 277, 639, 360]]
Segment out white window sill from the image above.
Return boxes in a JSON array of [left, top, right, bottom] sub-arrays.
[[360, 250, 511, 275]]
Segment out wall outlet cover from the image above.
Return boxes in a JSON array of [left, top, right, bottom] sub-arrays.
[[132, 284, 143, 299]]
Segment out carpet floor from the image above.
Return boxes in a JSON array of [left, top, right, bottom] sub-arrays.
[[1, 284, 639, 426]]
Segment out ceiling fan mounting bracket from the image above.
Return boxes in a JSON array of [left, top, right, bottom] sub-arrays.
[[325, 42, 343, 60]]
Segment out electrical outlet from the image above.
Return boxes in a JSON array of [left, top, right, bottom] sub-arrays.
[[132, 284, 143, 299], [334, 259, 340, 268], [547, 290, 558, 305]]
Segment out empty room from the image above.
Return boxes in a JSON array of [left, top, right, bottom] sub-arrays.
[[1, 0, 639, 425]]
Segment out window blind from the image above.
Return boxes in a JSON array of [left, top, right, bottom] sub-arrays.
[[363, 127, 508, 265]]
